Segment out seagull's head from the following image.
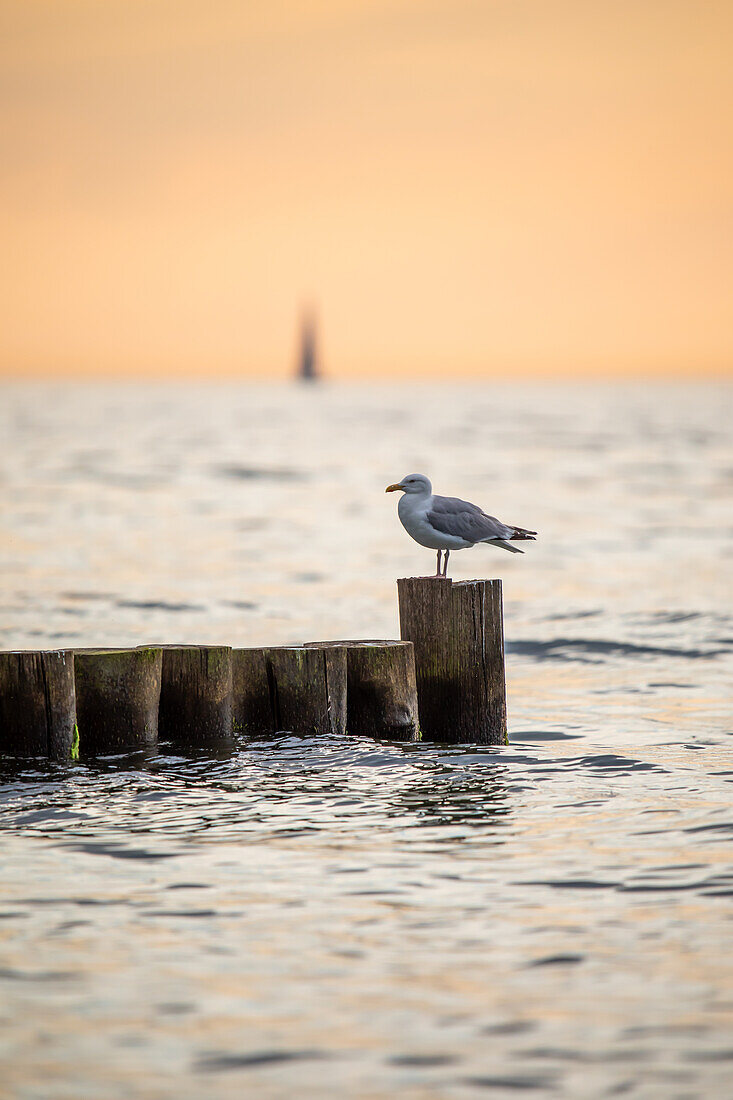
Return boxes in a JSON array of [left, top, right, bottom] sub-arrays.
[[385, 473, 432, 496]]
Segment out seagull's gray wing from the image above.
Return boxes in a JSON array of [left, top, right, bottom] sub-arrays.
[[428, 495, 516, 543]]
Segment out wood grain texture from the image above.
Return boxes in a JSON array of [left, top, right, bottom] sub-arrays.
[[344, 642, 419, 741], [232, 647, 272, 736], [0, 650, 77, 759], [305, 640, 418, 740], [266, 645, 347, 736], [397, 577, 507, 744], [74, 647, 162, 755], [158, 645, 233, 749]]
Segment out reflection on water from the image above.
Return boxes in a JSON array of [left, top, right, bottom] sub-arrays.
[[1, 381, 732, 1098], [1, 735, 732, 1098]]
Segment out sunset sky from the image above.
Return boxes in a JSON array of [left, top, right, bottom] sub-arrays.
[[2, 0, 731, 379]]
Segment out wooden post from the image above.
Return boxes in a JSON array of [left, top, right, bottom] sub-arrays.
[[158, 645, 233, 750], [305, 641, 419, 741], [232, 644, 348, 738], [315, 644, 348, 737], [74, 647, 162, 756], [266, 645, 347, 736], [397, 577, 507, 744], [0, 650, 77, 760], [231, 647, 272, 736], [345, 641, 419, 741]]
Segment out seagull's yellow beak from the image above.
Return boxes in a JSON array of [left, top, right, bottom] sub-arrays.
[[385, 483, 402, 493]]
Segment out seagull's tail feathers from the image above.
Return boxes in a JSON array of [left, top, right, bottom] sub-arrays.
[[487, 525, 537, 553], [491, 539, 524, 554]]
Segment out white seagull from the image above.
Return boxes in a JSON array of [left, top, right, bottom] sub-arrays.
[[386, 473, 536, 577]]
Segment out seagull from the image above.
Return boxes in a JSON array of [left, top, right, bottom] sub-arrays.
[[386, 473, 536, 577]]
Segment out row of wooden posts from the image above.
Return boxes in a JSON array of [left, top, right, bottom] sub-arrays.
[[0, 578, 508, 759]]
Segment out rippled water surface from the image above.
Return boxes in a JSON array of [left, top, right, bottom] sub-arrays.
[[1, 381, 732, 1098]]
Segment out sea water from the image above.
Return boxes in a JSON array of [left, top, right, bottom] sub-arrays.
[[0, 380, 731, 1098]]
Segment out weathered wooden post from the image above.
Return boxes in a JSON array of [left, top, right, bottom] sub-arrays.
[[0, 650, 77, 760], [232, 647, 272, 736], [397, 577, 507, 744], [74, 647, 162, 756], [346, 641, 419, 741], [158, 645, 233, 750], [305, 641, 419, 741], [266, 645, 347, 736]]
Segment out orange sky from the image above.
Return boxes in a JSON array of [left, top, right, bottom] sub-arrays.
[[1, 0, 731, 379]]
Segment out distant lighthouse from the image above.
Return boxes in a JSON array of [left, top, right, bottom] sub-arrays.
[[296, 309, 319, 382]]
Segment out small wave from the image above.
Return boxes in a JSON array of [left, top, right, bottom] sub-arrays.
[[463, 1073, 556, 1090], [528, 954, 584, 967], [572, 753, 663, 773], [115, 599, 204, 612], [61, 592, 114, 602], [195, 1049, 327, 1072], [212, 464, 306, 482], [388, 1054, 458, 1067], [509, 637, 729, 662]]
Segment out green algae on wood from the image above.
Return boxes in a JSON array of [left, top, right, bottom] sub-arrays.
[[74, 647, 162, 756]]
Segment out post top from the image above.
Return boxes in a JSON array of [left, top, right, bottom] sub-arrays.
[[396, 577, 502, 586]]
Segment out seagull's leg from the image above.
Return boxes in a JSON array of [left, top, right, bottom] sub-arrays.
[[434, 550, 442, 577], [442, 549, 450, 577]]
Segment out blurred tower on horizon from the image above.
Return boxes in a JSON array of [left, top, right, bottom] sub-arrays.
[[296, 308, 320, 382]]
